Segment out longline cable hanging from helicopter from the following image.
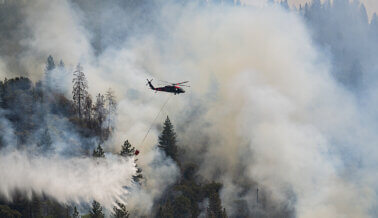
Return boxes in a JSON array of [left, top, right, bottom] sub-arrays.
[[138, 94, 172, 149], [136, 78, 189, 153]]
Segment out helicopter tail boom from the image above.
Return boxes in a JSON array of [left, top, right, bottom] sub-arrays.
[[146, 79, 155, 90]]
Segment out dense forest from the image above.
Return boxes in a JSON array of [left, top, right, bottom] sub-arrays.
[[1, 0, 378, 217], [0, 56, 229, 217]]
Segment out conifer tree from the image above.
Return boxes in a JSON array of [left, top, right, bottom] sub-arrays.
[[31, 197, 42, 218], [93, 144, 105, 158], [112, 202, 129, 218], [89, 200, 104, 218], [156, 203, 174, 218], [44, 55, 56, 92], [72, 206, 79, 218], [158, 116, 178, 162], [120, 140, 142, 182], [120, 140, 135, 157], [105, 88, 117, 130], [72, 64, 88, 119], [45, 55, 56, 72], [37, 128, 53, 153], [206, 192, 227, 218], [0, 205, 22, 218], [0, 81, 4, 108], [93, 93, 106, 127], [58, 60, 65, 68], [83, 94, 93, 122]]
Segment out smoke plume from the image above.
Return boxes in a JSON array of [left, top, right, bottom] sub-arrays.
[[0, 0, 377, 217]]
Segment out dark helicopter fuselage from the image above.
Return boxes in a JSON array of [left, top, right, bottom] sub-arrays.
[[148, 81, 185, 94]]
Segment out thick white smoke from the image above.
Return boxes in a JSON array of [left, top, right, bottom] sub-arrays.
[[0, 150, 136, 210], [127, 3, 376, 217], [1, 0, 377, 217]]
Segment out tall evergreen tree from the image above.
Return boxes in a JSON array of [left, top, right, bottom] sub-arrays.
[[0, 81, 4, 108], [120, 140, 142, 182], [31, 197, 42, 218], [58, 60, 65, 68], [105, 88, 117, 130], [120, 140, 135, 157], [89, 200, 104, 218], [83, 94, 93, 122], [112, 202, 129, 218], [37, 128, 53, 153], [72, 64, 88, 119], [93, 93, 106, 127], [158, 116, 178, 162], [155, 203, 174, 218], [45, 55, 56, 72], [93, 144, 105, 158], [0, 205, 22, 218], [72, 206, 79, 218], [206, 192, 227, 218], [43, 55, 56, 94]]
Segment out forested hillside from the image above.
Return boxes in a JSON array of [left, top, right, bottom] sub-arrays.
[[0, 55, 230, 217], [1, 0, 378, 217]]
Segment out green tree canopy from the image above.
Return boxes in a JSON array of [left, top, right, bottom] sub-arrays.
[[205, 183, 228, 218], [112, 202, 129, 218], [72, 206, 80, 218], [120, 140, 135, 157], [72, 64, 88, 119], [120, 140, 143, 183], [90, 200, 104, 218], [45, 55, 56, 72], [158, 116, 178, 162], [93, 144, 105, 158], [0, 205, 21, 218]]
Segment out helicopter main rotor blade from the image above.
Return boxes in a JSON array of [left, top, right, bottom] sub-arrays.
[[159, 80, 172, 84], [176, 81, 189, 85]]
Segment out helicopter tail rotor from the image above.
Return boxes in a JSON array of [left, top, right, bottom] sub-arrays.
[[146, 79, 155, 90], [146, 79, 153, 86]]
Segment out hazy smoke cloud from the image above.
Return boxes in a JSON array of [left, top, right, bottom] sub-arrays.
[[1, 0, 377, 217], [0, 150, 136, 210]]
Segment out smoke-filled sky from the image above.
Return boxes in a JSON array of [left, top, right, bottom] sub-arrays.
[[286, 0, 378, 15], [1, 0, 378, 217], [243, 0, 378, 18]]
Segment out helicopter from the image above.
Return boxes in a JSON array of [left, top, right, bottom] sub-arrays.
[[146, 79, 189, 95]]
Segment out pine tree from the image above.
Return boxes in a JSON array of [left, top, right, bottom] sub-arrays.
[[0, 205, 22, 218], [31, 197, 42, 218], [120, 140, 135, 157], [44, 55, 56, 91], [105, 88, 117, 130], [90, 200, 104, 218], [83, 94, 93, 122], [112, 202, 129, 218], [205, 182, 227, 218], [45, 55, 56, 72], [156, 203, 174, 218], [371, 13, 378, 33], [93, 93, 106, 127], [0, 81, 4, 108], [37, 128, 53, 153], [58, 60, 65, 68], [120, 140, 142, 182], [206, 192, 227, 218], [158, 116, 178, 162], [93, 144, 105, 158], [280, 0, 289, 9], [359, 3, 368, 24], [72, 206, 79, 218], [72, 64, 88, 119]]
